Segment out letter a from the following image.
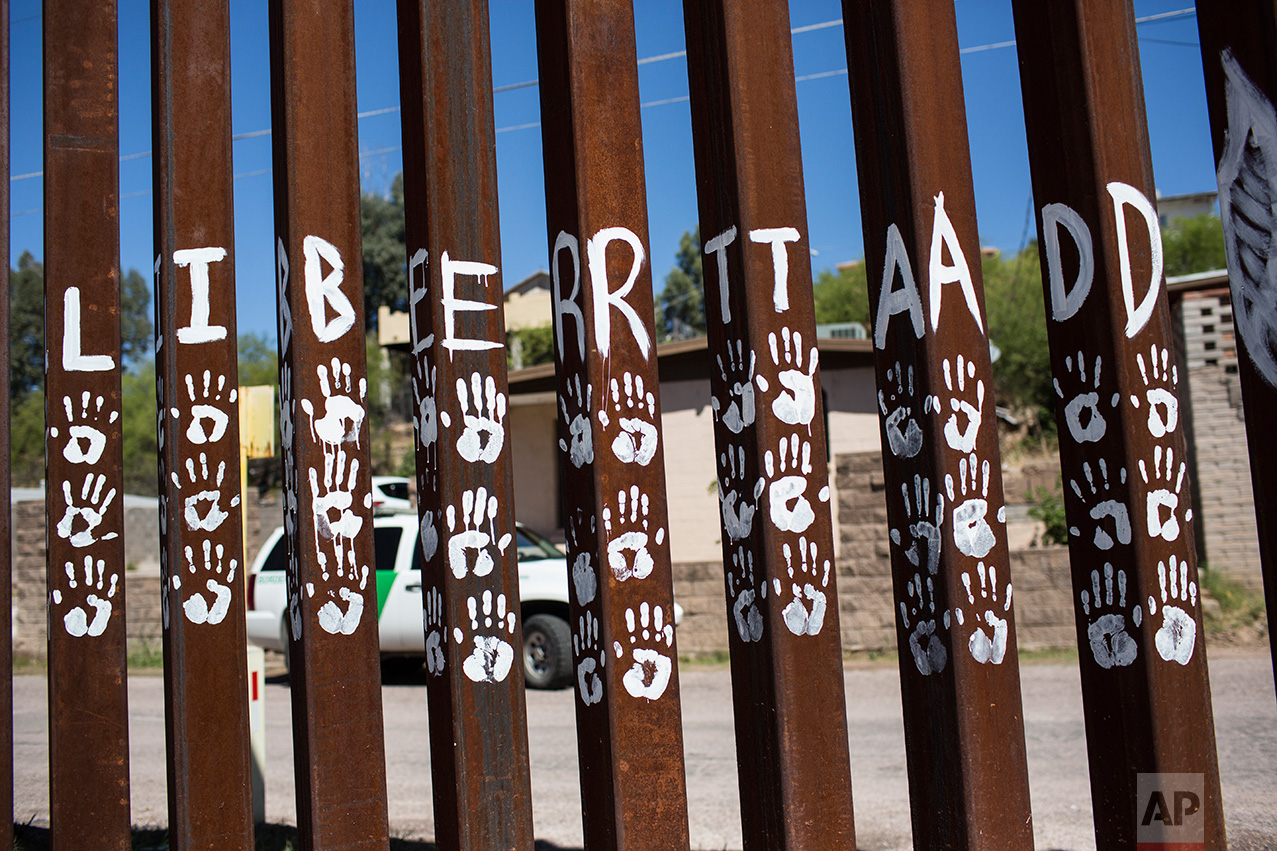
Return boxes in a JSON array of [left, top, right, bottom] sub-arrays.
[[875, 223, 925, 349], [928, 192, 983, 333], [303, 235, 356, 343]]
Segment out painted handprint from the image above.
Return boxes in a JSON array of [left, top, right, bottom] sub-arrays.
[[54, 555, 118, 638], [1139, 445, 1192, 543], [718, 445, 764, 543], [1053, 351, 1118, 444], [778, 535, 830, 637], [413, 359, 439, 457], [566, 512, 597, 605], [445, 487, 511, 579], [309, 447, 365, 581], [182, 370, 235, 445], [764, 435, 816, 534], [955, 561, 1011, 665], [712, 339, 756, 434], [459, 591, 517, 683], [56, 473, 119, 548], [601, 372, 658, 466], [727, 546, 763, 643], [890, 474, 944, 576], [900, 570, 949, 675], [178, 540, 237, 626], [1129, 344, 1180, 439], [315, 566, 369, 636], [424, 586, 446, 676], [557, 375, 594, 468], [615, 603, 675, 700], [939, 355, 984, 453], [1080, 563, 1140, 669], [574, 610, 605, 706], [455, 372, 507, 464], [878, 361, 924, 458], [602, 485, 665, 581], [756, 327, 818, 427], [1149, 554, 1198, 665], [52, 391, 117, 464], [945, 453, 1004, 559], [301, 357, 367, 447], [1068, 459, 1131, 551], [175, 452, 240, 533]]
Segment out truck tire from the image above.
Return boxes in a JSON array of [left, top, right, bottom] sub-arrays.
[[522, 613, 572, 690]]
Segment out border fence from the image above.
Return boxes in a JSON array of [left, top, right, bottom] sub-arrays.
[[6, 1, 1274, 850]]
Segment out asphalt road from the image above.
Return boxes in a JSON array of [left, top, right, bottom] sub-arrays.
[[12, 650, 1277, 850]]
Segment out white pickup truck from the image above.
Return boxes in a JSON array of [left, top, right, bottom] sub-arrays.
[[245, 513, 575, 689]]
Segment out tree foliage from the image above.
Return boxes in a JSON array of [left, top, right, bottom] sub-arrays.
[[812, 262, 870, 326], [1161, 213, 1227, 277], [982, 245, 1053, 431], [656, 229, 706, 341], [507, 324, 555, 369], [237, 331, 279, 387], [361, 173, 408, 325], [9, 251, 44, 399]]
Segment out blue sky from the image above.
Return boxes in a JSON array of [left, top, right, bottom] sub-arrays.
[[9, 1, 1213, 343]]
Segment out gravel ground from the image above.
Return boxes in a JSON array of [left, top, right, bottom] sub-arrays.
[[12, 648, 1276, 850]]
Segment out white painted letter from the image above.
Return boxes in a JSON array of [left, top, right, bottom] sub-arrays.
[[174, 247, 229, 344], [303, 235, 356, 342], [62, 288, 115, 372], [704, 226, 737, 325], [441, 252, 502, 356], [587, 227, 650, 359], [553, 232, 585, 361], [875, 224, 925, 349], [407, 248, 434, 355], [1041, 203, 1095, 322], [928, 192, 983, 333], [749, 227, 801, 314], [1106, 182, 1163, 339], [276, 238, 292, 352]]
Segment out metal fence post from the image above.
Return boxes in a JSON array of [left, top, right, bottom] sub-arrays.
[[268, 2, 391, 847], [536, 2, 692, 847], [682, 2, 857, 848], [152, 0, 254, 847], [42, 1, 132, 847], [1196, 1, 1277, 695], [1010, 5, 1227, 848], [840, 2, 1036, 847], [396, 2, 535, 848], [0, 0, 12, 843]]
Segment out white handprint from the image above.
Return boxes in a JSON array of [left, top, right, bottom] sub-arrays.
[[1139, 445, 1192, 543], [459, 591, 517, 683], [413, 360, 439, 456], [309, 447, 365, 582], [456, 372, 507, 463], [712, 339, 756, 434], [728, 547, 763, 643], [301, 357, 367, 447], [764, 435, 819, 534], [1080, 564, 1140, 669], [1053, 351, 1118, 444], [181, 370, 235, 445], [778, 536, 830, 636], [940, 355, 984, 453], [615, 603, 675, 700], [890, 474, 944, 576], [557, 375, 594, 468], [54, 555, 118, 638], [900, 569, 949, 675], [424, 587, 446, 676], [602, 372, 658, 466], [718, 445, 764, 543], [1129, 344, 1180, 439], [445, 487, 512, 579], [1068, 459, 1131, 550], [566, 512, 598, 605], [52, 392, 117, 464], [574, 610, 605, 705], [955, 561, 1012, 665], [178, 540, 237, 626], [1148, 554, 1198, 666], [756, 327, 818, 427], [945, 453, 1003, 559], [602, 485, 665, 581], [56, 473, 119, 548], [174, 452, 241, 533], [878, 361, 924, 458]]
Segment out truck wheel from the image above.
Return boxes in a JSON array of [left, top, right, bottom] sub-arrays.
[[522, 614, 572, 690]]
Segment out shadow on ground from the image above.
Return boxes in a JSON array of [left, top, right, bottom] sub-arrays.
[[13, 823, 584, 850]]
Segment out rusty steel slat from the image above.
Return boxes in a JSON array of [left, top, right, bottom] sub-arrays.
[[1011, 5, 1226, 848], [1196, 2, 1277, 695], [535, 2, 692, 848], [0, 0, 11, 843], [42, 1, 132, 848], [395, 3, 535, 849], [268, 2, 391, 847], [841, 2, 1034, 847], [151, 1, 254, 848], [681, 2, 856, 848]]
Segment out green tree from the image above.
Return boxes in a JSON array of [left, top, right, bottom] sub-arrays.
[[120, 267, 153, 366], [8, 390, 44, 488], [657, 229, 705, 341], [238, 331, 279, 387], [507, 325, 555, 369], [121, 361, 159, 496], [983, 244, 1053, 432], [10, 252, 46, 399], [1161, 213, 1227, 277], [812, 261, 871, 326], [361, 173, 408, 324]]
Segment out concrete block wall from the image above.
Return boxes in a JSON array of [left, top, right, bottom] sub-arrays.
[[1179, 288, 1264, 591]]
